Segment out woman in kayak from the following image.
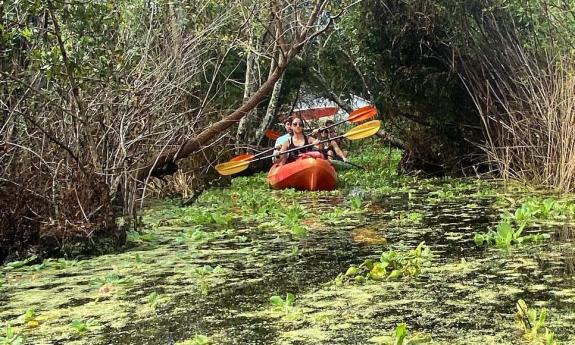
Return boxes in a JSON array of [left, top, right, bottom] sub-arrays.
[[277, 115, 320, 165], [317, 125, 348, 162]]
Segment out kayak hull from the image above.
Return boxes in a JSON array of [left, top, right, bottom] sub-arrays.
[[268, 156, 337, 191]]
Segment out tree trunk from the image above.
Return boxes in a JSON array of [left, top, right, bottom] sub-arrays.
[[236, 31, 261, 144], [255, 71, 284, 144]]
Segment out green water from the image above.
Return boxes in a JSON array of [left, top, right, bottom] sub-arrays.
[[1, 151, 575, 344]]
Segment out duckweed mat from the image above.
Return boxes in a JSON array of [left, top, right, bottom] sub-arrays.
[[2, 149, 575, 344]]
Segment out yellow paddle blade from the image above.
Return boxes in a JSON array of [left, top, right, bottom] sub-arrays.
[[215, 160, 251, 176], [348, 105, 378, 123], [344, 120, 381, 140]]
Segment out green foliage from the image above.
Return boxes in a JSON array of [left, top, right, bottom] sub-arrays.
[[69, 319, 94, 334], [21, 309, 36, 323], [2, 255, 38, 271], [390, 211, 424, 225], [338, 242, 432, 284], [348, 196, 363, 211], [338, 148, 403, 189], [92, 272, 131, 287], [0, 324, 24, 345], [474, 221, 546, 249], [371, 323, 432, 344], [194, 265, 224, 296], [148, 291, 160, 310], [127, 230, 157, 243], [270, 293, 296, 313], [515, 299, 558, 345]]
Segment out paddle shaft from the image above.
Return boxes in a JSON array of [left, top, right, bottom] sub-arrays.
[[340, 160, 365, 170], [255, 107, 375, 156], [246, 134, 347, 164]]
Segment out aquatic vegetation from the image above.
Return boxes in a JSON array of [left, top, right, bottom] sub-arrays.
[[337, 242, 432, 283], [0, 324, 24, 345], [194, 265, 224, 295], [371, 323, 432, 344], [127, 230, 157, 243], [2, 148, 575, 344], [290, 224, 307, 237], [502, 198, 563, 226], [179, 227, 217, 243], [19, 308, 39, 328], [176, 335, 210, 345], [319, 207, 356, 225], [2, 255, 37, 271], [348, 196, 363, 210], [69, 319, 94, 334], [148, 291, 160, 310], [92, 272, 131, 287], [270, 292, 296, 313], [515, 299, 558, 344], [280, 204, 307, 226], [474, 221, 547, 249], [390, 211, 424, 225]]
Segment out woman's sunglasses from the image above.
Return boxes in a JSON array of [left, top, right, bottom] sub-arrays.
[[292, 122, 303, 127]]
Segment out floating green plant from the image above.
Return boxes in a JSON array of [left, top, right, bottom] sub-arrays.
[[0, 324, 24, 345], [474, 221, 547, 249], [348, 196, 363, 210], [270, 292, 295, 313], [370, 323, 432, 344], [19, 308, 38, 328], [148, 291, 160, 310], [92, 272, 131, 287], [69, 319, 94, 334], [515, 299, 558, 344], [390, 211, 424, 225], [194, 265, 224, 295], [127, 230, 157, 243], [337, 242, 432, 284]]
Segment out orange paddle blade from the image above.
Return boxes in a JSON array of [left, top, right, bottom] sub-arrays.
[[348, 105, 378, 123], [230, 154, 254, 162], [265, 130, 281, 140]]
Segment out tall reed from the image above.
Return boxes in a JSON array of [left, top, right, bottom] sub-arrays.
[[458, 3, 575, 190]]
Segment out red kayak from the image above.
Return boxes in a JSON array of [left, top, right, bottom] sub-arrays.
[[267, 152, 337, 191]]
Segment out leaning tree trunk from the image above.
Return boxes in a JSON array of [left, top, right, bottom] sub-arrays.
[[136, 0, 333, 180]]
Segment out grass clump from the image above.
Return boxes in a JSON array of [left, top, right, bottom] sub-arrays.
[[0, 324, 24, 345], [515, 299, 558, 344]]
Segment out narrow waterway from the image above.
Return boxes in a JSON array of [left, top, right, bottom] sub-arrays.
[[1, 179, 574, 344]]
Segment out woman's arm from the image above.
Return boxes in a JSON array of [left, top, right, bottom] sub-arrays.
[[277, 141, 289, 165], [330, 140, 347, 161]]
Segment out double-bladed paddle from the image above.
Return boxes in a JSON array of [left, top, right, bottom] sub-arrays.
[[226, 105, 379, 163], [215, 120, 381, 176]]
